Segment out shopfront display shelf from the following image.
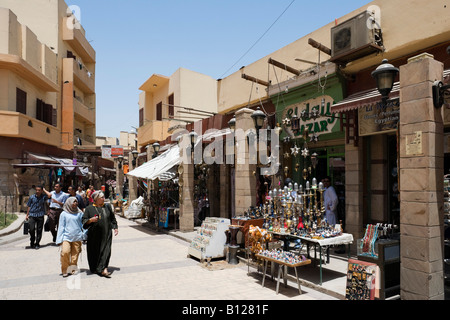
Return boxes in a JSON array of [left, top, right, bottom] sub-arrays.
[[188, 217, 230, 262]]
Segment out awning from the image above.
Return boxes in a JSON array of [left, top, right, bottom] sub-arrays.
[[20, 152, 89, 176], [331, 82, 400, 114], [126, 145, 180, 180]]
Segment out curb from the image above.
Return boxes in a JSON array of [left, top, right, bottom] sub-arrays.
[[0, 212, 26, 237]]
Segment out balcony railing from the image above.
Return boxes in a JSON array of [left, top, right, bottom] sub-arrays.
[[62, 17, 96, 64], [74, 98, 95, 125], [0, 111, 60, 146]]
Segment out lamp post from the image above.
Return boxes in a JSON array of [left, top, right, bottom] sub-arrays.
[[131, 150, 139, 168], [117, 155, 124, 170], [371, 59, 399, 102], [251, 107, 266, 137], [152, 142, 160, 159]]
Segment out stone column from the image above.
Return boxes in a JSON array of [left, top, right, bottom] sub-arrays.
[[345, 140, 365, 252], [219, 163, 230, 218], [399, 53, 444, 300], [179, 148, 195, 231], [234, 108, 256, 216]]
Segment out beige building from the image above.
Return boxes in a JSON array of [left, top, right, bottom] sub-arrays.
[[0, 0, 96, 211], [137, 67, 218, 149]]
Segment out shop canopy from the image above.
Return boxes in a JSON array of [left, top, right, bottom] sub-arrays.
[[13, 152, 90, 176], [126, 145, 180, 181]]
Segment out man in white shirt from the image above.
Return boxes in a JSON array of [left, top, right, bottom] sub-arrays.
[[322, 176, 338, 226], [48, 183, 68, 242]]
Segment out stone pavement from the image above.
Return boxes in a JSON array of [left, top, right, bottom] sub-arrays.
[[0, 214, 343, 301]]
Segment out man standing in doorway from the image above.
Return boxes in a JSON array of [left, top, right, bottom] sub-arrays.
[[48, 183, 68, 243], [322, 176, 338, 226], [26, 185, 51, 249]]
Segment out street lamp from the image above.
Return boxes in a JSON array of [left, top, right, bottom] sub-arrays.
[[228, 115, 236, 132], [371, 59, 399, 102], [251, 107, 266, 132], [291, 113, 300, 134], [189, 130, 197, 155], [117, 155, 124, 170], [152, 142, 160, 159], [131, 149, 139, 168]]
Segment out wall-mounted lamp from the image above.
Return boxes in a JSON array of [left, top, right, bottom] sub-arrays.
[[251, 107, 266, 133], [189, 130, 197, 155], [432, 80, 450, 108], [371, 59, 399, 102], [117, 155, 124, 170], [152, 142, 160, 159], [291, 113, 300, 134], [131, 150, 139, 167], [228, 115, 236, 132]]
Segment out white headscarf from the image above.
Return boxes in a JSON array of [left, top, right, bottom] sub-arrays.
[[63, 196, 82, 214]]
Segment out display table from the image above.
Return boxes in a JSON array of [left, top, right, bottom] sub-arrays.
[[255, 253, 311, 295], [270, 231, 354, 285]]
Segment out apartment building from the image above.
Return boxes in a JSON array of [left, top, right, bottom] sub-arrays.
[[137, 67, 218, 150], [0, 0, 96, 210]]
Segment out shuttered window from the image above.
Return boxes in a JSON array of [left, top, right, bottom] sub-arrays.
[[16, 88, 27, 114], [156, 102, 162, 121], [139, 108, 144, 127], [168, 94, 174, 119]]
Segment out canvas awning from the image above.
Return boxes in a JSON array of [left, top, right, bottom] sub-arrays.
[[331, 82, 400, 114], [126, 145, 180, 180]]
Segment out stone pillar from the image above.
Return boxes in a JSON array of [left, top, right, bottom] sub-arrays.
[[179, 150, 195, 231], [234, 108, 256, 216], [128, 152, 138, 203], [345, 140, 365, 252], [219, 163, 230, 218], [399, 53, 444, 300]]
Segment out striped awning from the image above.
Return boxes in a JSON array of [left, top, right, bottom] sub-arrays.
[[331, 82, 400, 114]]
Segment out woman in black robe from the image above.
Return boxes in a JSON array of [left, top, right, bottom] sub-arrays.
[[83, 191, 118, 277]]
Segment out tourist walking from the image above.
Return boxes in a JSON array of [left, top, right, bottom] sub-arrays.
[[55, 197, 86, 277], [26, 185, 52, 249], [83, 191, 118, 277], [48, 183, 68, 242]]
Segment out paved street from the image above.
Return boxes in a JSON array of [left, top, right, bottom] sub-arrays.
[[0, 215, 337, 301]]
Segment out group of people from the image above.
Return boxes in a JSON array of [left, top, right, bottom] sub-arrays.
[[25, 184, 118, 278]]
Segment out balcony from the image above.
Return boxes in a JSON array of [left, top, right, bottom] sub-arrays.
[[138, 120, 172, 147], [62, 17, 96, 64], [63, 58, 95, 94], [74, 98, 95, 125], [0, 111, 60, 146], [0, 53, 59, 92]]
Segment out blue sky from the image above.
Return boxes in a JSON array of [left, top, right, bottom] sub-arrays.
[[70, 0, 370, 139]]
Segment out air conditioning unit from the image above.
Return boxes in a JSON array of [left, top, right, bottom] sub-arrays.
[[330, 10, 383, 64]]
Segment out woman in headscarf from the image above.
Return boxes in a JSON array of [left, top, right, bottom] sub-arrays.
[[56, 196, 86, 277], [82, 191, 118, 277]]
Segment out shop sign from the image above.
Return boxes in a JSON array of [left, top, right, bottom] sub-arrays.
[[358, 98, 399, 136], [281, 95, 339, 138], [101, 145, 124, 159]]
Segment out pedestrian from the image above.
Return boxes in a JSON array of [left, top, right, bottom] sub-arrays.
[[86, 185, 95, 205], [26, 185, 52, 249], [68, 185, 86, 212], [48, 183, 68, 243], [82, 191, 118, 277], [322, 176, 338, 226], [55, 197, 86, 277], [76, 186, 86, 204]]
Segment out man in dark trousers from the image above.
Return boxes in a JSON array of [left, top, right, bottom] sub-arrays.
[[26, 185, 51, 249], [47, 183, 68, 243]]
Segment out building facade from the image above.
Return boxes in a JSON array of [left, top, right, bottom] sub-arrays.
[[0, 0, 97, 211]]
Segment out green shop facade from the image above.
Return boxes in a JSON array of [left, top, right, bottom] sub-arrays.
[[268, 66, 347, 225]]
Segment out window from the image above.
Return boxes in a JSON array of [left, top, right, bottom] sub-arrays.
[[16, 88, 27, 114], [156, 102, 162, 121], [36, 99, 56, 126], [139, 108, 144, 127], [168, 94, 174, 119]]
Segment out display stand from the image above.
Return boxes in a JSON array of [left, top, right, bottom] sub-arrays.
[[188, 217, 230, 262], [357, 239, 400, 300], [256, 253, 311, 295]]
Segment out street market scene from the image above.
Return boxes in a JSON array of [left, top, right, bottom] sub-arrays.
[[1, 0, 450, 305]]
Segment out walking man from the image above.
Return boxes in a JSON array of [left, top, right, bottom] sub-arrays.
[[26, 185, 51, 249], [48, 183, 68, 243]]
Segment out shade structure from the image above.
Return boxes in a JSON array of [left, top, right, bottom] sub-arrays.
[[126, 145, 180, 181]]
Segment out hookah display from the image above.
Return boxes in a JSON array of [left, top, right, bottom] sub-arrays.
[[262, 178, 338, 238]]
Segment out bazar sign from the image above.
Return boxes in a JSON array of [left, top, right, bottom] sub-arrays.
[[281, 95, 338, 138], [358, 98, 399, 136], [101, 145, 124, 159]]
